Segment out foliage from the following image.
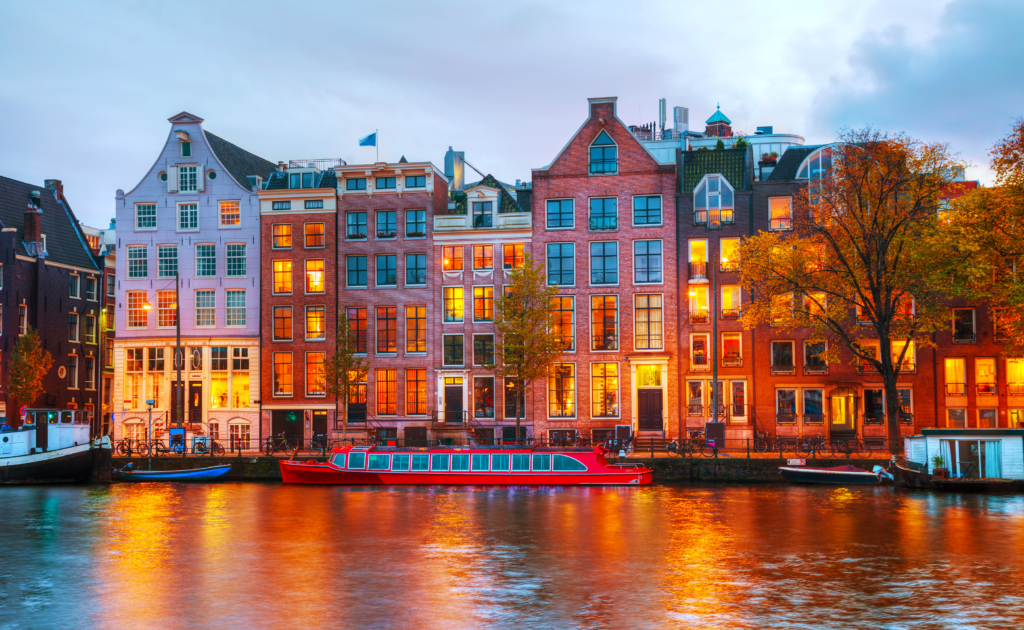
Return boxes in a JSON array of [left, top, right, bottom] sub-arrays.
[[489, 255, 564, 440], [739, 128, 975, 453], [323, 313, 367, 442], [7, 328, 53, 418], [733, 136, 749, 150], [715, 138, 726, 150]]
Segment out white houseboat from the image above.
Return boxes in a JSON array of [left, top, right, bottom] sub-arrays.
[[903, 429, 1024, 491]]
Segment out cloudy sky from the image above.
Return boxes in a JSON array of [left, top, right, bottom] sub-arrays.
[[1, 0, 1020, 227]]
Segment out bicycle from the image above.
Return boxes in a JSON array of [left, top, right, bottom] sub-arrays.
[[310, 434, 330, 455], [150, 436, 188, 457], [753, 430, 771, 453], [193, 439, 225, 456], [831, 439, 870, 459], [115, 438, 149, 458], [797, 433, 829, 458], [263, 432, 298, 456], [604, 436, 634, 457]]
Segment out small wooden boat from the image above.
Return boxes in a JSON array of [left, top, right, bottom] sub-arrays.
[[779, 464, 886, 485], [890, 457, 933, 489], [280, 444, 652, 486], [114, 464, 231, 482]]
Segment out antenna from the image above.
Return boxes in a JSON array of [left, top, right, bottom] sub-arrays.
[[658, 98, 667, 133]]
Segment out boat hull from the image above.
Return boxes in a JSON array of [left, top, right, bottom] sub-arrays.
[[779, 466, 882, 485], [115, 464, 232, 482], [891, 459, 933, 489], [0, 442, 101, 484]]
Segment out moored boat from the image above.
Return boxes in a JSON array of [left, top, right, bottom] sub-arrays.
[[1, 410, 109, 484], [890, 457, 933, 489], [279, 444, 652, 486], [779, 464, 887, 485], [113, 463, 232, 482]]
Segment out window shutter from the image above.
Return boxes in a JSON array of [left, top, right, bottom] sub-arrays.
[[167, 165, 179, 193], [196, 163, 205, 192]]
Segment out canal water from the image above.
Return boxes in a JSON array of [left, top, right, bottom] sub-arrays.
[[1, 483, 1023, 629]]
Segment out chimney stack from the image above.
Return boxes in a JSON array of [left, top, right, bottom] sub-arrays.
[[44, 179, 63, 200], [25, 193, 43, 244]]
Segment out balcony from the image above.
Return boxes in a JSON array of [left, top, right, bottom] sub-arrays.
[[804, 363, 829, 375], [771, 364, 796, 375], [803, 413, 825, 425], [721, 308, 741, 319], [977, 382, 998, 395], [776, 413, 797, 425], [434, 213, 531, 232], [589, 216, 618, 231], [864, 414, 885, 426], [722, 354, 743, 368], [945, 383, 967, 396], [1010, 383, 1024, 396], [953, 331, 976, 344], [288, 158, 346, 170], [689, 311, 709, 324], [688, 261, 708, 282]]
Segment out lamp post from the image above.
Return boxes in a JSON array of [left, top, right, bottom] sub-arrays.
[[146, 399, 155, 470], [175, 270, 182, 430]]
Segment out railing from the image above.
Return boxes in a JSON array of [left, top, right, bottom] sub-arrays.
[[977, 382, 997, 395], [589, 216, 618, 231], [289, 158, 346, 170], [690, 311, 709, 324], [953, 332, 976, 344], [776, 413, 798, 424], [945, 383, 967, 395], [690, 357, 710, 372], [722, 308, 741, 319], [629, 129, 682, 141], [770, 218, 793, 231], [803, 413, 825, 425], [770, 364, 796, 375], [723, 354, 743, 368], [864, 414, 885, 425], [589, 160, 617, 174], [804, 363, 829, 375], [688, 261, 708, 281], [1010, 383, 1024, 396]]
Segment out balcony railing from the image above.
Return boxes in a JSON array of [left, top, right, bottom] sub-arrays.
[[589, 160, 617, 174], [434, 213, 531, 231], [589, 216, 618, 231], [690, 357, 710, 372], [776, 413, 798, 425], [803, 413, 825, 425], [688, 261, 708, 281], [771, 364, 796, 375], [977, 382, 997, 395], [804, 363, 829, 375], [723, 354, 742, 368], [630, 129, 683, 141], [945, 383, 967, 396], [1010, 383, 1024, 396], [689, 311, 709, 324], [953, 332, 976, 344], [289, 158, 346, 170], [722, 308, 741, 319], [864, 414, 885, 425], [770, 217, 793, 231]]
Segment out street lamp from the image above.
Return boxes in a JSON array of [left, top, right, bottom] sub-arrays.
[[146, 399, 155, 470]]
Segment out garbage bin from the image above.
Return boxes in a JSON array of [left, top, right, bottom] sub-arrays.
[[705, 422, 726, 450]]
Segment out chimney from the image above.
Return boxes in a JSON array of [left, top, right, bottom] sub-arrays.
[[25, 193, 43, 244], [278, 161, 287, 172], [44, 179, 64, 200]]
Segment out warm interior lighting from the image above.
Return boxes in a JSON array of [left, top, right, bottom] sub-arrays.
[[142, 303, 152, 311], [689, 290, 697, 297]]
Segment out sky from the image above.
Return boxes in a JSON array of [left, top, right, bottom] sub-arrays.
[[1, 0, 1021, 228]]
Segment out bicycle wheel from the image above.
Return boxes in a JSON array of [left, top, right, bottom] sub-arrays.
[[853, 441, 872, 459], [136, 443, 151, 458], [753, 439, 768, 454], [797, 440, 813, 457], [263, 442, 273, 456], [211, 442, 225, 456], [116, 442, 130, 457]]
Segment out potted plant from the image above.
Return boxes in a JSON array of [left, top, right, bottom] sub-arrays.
[[376, 230, 397, 239], [761, 152, 778, 163], [347, 232, 366, 240], [931, 454, 949, 478]]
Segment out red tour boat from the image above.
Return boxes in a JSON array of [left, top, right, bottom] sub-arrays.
[[279, 444, 652, 486]]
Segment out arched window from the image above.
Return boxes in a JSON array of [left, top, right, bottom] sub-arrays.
[[796, 146, 834, 181], [693, 175, 734, 228], [122, 420, 146, 441], [589, 131, 617, 175], [208, 421, 220, 440]]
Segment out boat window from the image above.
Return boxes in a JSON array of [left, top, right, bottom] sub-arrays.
[[553, 454, 587, 471], [471, 454, 490, 471], [331, 453, 346, 468], [368, 454, 390, 471], [392, 454, 411, 471], [532, 453, 551, 471], [512, 454, 530, 471], [452, 454, 470, 471], [430, 453, 450, 471], [492, 454, 510, 471], [411, 454, 429, 471], [349, 452, 366, 469]]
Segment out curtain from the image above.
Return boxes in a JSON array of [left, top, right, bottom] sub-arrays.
[[984, 441, 1002, 479], [939, 440, 953, 473], [1009, 359, 1024, 387]]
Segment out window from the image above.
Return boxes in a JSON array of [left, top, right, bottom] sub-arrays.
[[157, 290, 176, 327], [776, 389, 797, 422], [474, 334, 494, 366], [84, 357, 96, 390], [473, 245, 493, 270], [376, 177, 396, 189], [406, 306, 426, 353], [68, 312, 80, 341], [372, 255, 395, 286], [306, 260, 325, 293], [305, 199, 324, 209], [771, 293, 794, 326], [156, 245, 177, 278], [633, 196, 662, 226], [272, 201, 291, 211], [347, 256, 367, 287], [979, 408, 998, 428], [693, 175, 734, 227], [947, 409, 967, 428], [195, 244, 216, 277], [105, 338, 113, 367], [472, 201, 492, 228], [864, 390, 885, 423], [107, 274, 115, 297], [304, 223, 325, 248], [803, 389, 824, 424], [443, 287, 464, 322], [273, 260, 292, 294], [406, 175, 426, 188], [219, 201, 240, 226], [135, 204, 157, 230], [210, 347, 228, 408], [976, 358, 997, 395], [67, 355, 79, 388], [589, 130, 617, 174], [505, 380, 526, 419], [635, 295, 663, 350], [443, 335, 464, 365], [549, 364, 576, 417], [69, 274, 81, 299], [592, 363, 619, 417], [347, 178, 366, 191], [804, 341, 827, 373], [306, 306, 325, 341], [953, 308, 975, 343], [348, 308, 367, 354], [105, 304, 114, 330], [635, 241, 662, 283], [769, 197, 793, 231], [226, 290, 246, 326], [944, 358, 966, 395], [722, 285, 742, 318], [406, 209, 426, 237], [771, 341, 795, 373], [473, 287, 494, 322], [127, 246, 147, 278], [231, 352, 253, 407], [442, 246, 463, 271], [376, 307, 397, 353], [306, 352, 326, 396], [127, 291, 147, 328], [473, 377, 495, 419], [689, 286, 709, 324], [589, 242, 618, 285], [503, 244, 524, 270], [406, 369, 427, 415], [723, 332, 742, 367], [347, 212, 367, 238], [546, 199, 574, 229], [178, 203, 198, 230], [1008, 359, 1024, 395], [591, 296, 618, 351], [547, 243, 574, 285], [720, 238, 740, 271], [226, 244, 246, 277], [273, 353, 293, 396], [405, 254, 426, 285], [589, 198, 617, 230], [272, 224, 292, 249], [431, 453, 450, 471], [179, 166, 198, 192], [290, 172, 315, 189], [273, 306, 292, 341], [690, 334, 709, 371], [180, 141, 191, 157], [891, 340, 915, 371], [551, 296, 575, 351], [376, 211, 397, 238], [196, 290, 215, 327]]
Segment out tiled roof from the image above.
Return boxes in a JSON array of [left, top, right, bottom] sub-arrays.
[[263, 169, 338, 191], [317, 170, 337, 190], [706, 106, 732, 125], [682, 148, 747, 192], [205, 131, 276, 191], [767, 146, 822, 181], [0, 176, 100, 271]]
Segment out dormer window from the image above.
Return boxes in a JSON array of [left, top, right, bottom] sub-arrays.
[[289, 172, 315, 189], [693, 175, 734, 228], [589, 131, 617, 175], [180, 141, 191, 157], [472, 202, 492, 228]]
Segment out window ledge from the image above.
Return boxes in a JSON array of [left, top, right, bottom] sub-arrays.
[[272, 338, 293, 343], [305, 338, 326, 343]]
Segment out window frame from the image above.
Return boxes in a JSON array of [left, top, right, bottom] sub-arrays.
[[632, 195, 663, 227], [135, 203, 157, 231], [768, 196, 793, 231], [546, 242, 575, 287], [272, 260, 293, 295], [590, 295, 619, 352], [405, 253, 427, 286], [195, 243, 216, 278], [443, 334, 464, 366], [225, 243, 246, 278], [442, 286, 464, 323], [177, 202, 199, 232], [472, 286, 494, 323], [304, 222, 326, 249], [272, 224, 292, 249], [273, 306, 293, 341], [589, 241, 619, 286], [375, 255, 397, 287], [770, 340, 796, 374], [305, 305, 326, 342], [195, 290, 216, 328], [272, 352, 293, 397], [218, 200, 241, 228], [634, 294, 664, 351], [634, 239, 664, 285], [548, 363, 577, 418], [591, 361, 620, 418], [545, 198, 574, 230], [306, 351, 326, 397], [305, 259, 326, 294], [346, 255, 367, 288]]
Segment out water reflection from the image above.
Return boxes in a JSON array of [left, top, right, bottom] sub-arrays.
[[0, 483, 1023, 629]]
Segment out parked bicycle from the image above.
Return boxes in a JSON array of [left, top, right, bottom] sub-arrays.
[[193, 439, 226, 456], [150, 436, 187, 456], [263, 432, 298, 456], [831, 439, 870, 459], [115, 438, 149, 458], [310, 434, 330, 454], [604, 436, 634, 457], [797, 433, 830, 458]]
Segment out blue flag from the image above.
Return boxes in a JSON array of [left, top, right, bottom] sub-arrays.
[[358, 132, 377, 147]]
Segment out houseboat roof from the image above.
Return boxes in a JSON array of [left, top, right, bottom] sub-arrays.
[[919, 429, 1024, 437]]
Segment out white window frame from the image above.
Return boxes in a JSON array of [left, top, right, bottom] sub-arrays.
[[591, 361, 621, 419], [770, 340, 796, 373], [225, 243, 246, 278], [769, 196, 793, 231], [545, 198, 575, 231], [589, 294, 620, 352], [633, 293, 664, 351], [442, 286, 465, 324], [69, 273, 81, 299], [127, 246, 148, 279], [545, 242, 576, 287], [195, 243, 217, 278], [633, 239, 664, 285], [218, 200, 242, 228], [178, 165, 199, 193], [588, 240, 619, 287], [195, 290, 216, 328], [67, 355, 79, 389], [225, 290, 246, 327], [547, 362, 577, 419], [135, 203, 157, 231], [177, 203, 199, 232], [68, 312, 80, 342], [157, 244, 178, 279], [632, 194, 663, 227], [722, 331, 743, 367]]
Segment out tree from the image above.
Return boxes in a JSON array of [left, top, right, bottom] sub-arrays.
[[489, 255, 565, 443], [323, 312, 367, 444], [7, 327, 54, 424], [715, 138, 726, 150], [739, 128, 976, 453]]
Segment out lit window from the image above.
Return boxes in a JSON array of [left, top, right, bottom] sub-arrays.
[[406, 369, 427, 415], [273, 306, 292, 340], [306, 352, 326, 396], [722, 285, 742, 318], [226, 290, 246, 326], [273, 260, 292, 294], [634, 295, 663, 350], [126, 291, 148, 328], [769, 197, 792, 231], [127, 246, 147, 278], [406, 306, 426, 353], [376, 307, 397, 353], [376, 370, 397, 415], [551, 296, 575, 351], [693, 175, 734, 227], [720, 238, 740, 271], [689, 286, 709, 324], [306, 260, 325, 293], [219, 201, 240, 226], [473, 245, 493, 270], [549, 364, 576, 417], [443, 287, 464, 322], [347, 308, 367, 354], [273, 353, 293, 396], [591, 296, 618, 351], [272, 224, 292, 248], [474, 377, 495, 418], [304, 223, 325, 248], [503, 243, 524, 269], [589, 130, 617, 174], [306, 306, 325, 341], [592, 363, 619, 417], [226, 244, 246, 277], [196, 290, 215, 327], [157, 290, 176, 327], [473, 287, 493, 322], [442, 246, 463, 271], [724, 332, 743, 367]]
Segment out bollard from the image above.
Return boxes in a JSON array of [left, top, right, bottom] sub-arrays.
[[747, 438, 750, 459]]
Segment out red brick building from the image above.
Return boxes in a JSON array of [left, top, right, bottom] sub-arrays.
[[530, 97, 680, 443]]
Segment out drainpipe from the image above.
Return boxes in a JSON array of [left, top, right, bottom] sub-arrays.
[[676, 192, 684, 441], [748, 191, 756, 430], [931, 332, 939, 427]]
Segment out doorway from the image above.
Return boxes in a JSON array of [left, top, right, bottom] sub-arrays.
[[829, 387, 857, 432], [405, 426, 428, 447], [638, 389, 664, 430], [443, 377, 464, 423], [271, 410, 304, 440], [188, 381, 203, 425], [312, 410, 328, 437]]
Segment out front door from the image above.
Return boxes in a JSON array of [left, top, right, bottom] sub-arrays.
[[830, 387, 857, 432], [170, 381, 184, 426], [444, 380, 463, 423], [638, 389, 664, 430], [312, 410, 328, 436], [188, 381, 203, 425], [405, 426, 428, 447]]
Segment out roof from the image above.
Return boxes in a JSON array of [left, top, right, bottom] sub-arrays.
[[682, 148, 747, 192], [767, 145, 822, 181], [705, 106, 732, 125], [920, 429, 1024, 437], [205, 131, 277, 191], [0, 176, 100, 271], [451, 174, 524, 215], [262, 170, 337, 191]]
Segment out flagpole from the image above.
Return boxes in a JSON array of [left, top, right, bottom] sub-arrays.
[[376, 128, 379, 163]]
